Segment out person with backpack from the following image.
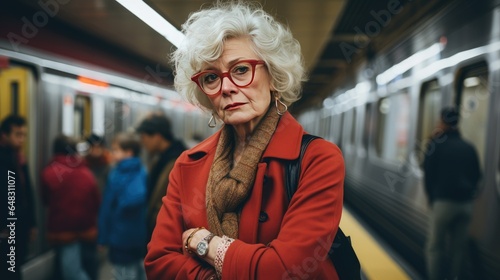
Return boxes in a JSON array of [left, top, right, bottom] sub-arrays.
[[424, 107, 482, 280], [145, 3, 348, 279]]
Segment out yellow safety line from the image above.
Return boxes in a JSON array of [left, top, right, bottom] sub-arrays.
[[340, 208, 411, 280]]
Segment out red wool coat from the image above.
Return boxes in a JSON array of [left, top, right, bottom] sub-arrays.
[[145, 112, 344, 280]]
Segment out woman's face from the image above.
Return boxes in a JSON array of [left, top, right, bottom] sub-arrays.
[[204, 37, 273, 129]]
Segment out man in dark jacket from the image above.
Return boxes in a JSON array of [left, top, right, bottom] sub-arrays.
[[0, 115, 36, 280], [424, 107, 481, 280], [136, 113, 187, 239]]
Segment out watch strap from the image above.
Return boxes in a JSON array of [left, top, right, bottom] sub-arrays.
[[202, 233, 215, 244]]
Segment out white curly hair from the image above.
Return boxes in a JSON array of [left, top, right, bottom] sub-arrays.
[[171, 1, 307, 111]]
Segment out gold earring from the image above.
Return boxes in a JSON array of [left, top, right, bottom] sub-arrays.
[[208, 114, 217, 128], [275, 96, 288, 115]]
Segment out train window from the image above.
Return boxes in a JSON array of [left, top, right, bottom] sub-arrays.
[[326, 114, 333, 143], [342, 109, 350, 145], [324, 114, 333, 142], [11, 81, 19, 115], [496, 151, 500, 195], [375, 98, 389, 156], [114, 100, 124, 133], [331, 114, 339, 144], [92, 97, 105, 137], [375, 92, 410, 162], [456, 64, 489, 172], [350, 107, 357, 144], [497, 152, 500, 197], [74, 95, 92, 138], [416, 80, 441, 164], [338, 112, 345, 148], [362, 103, 374, 150], [322, 114, 329, 142], [319, 115, 326, 139]]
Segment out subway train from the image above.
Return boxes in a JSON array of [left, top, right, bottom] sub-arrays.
[[298, 0, 500, 278], [0, 44, 214, 279]]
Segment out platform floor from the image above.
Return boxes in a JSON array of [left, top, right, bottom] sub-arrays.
[[339, 207, 422, 280]]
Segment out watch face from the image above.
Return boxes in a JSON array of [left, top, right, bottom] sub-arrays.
[[197, 241, 208, 256]]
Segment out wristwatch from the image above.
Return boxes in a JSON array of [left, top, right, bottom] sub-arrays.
[[196, 232, 215, 257]]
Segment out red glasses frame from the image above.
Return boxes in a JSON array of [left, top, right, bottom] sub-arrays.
[[190, 59, 265, 97]]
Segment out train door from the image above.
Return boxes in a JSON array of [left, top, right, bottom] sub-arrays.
[[325, 113, 333, 143], [319, 113, 327, 142], [456, 63, 489, 173], [341, 108, 355, 163], [74, 95, 92, 139], [362, 103, 374, 155], [336, 112, 344, 148], [415, 79, 442, 164], [62, 94, 92, 139], [114, 100, 124, 134], [0, 65, 34, 154], [350, 107, 357, 147], [374, 92, 410, 163]]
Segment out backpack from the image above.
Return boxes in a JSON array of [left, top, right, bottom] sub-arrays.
[[284, 134, 361, 280]]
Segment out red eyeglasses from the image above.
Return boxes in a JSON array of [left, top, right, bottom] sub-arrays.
[[191, 59, 265, 97]]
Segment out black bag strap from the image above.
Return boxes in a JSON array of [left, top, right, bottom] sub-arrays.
[[284, 134, 320, 202], [284, 134, 361, 280]]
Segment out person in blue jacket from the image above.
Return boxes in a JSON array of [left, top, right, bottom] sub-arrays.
[[98, 132, 147, 280]]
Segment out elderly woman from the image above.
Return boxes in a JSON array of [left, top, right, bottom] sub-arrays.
[[145, 3, 344, 279]]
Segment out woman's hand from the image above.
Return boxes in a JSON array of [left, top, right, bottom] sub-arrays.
[[182, 227, 208, 255], [182, 228, 221, 267]]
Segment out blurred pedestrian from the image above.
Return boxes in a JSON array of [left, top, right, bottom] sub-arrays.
[[98, 132, 147, 280], [0, 115, 36, 280], [85, 133, 111, 193], [41, 135, 100, 280], [424, 107, 482, 280], [136, 114, 186, 238]]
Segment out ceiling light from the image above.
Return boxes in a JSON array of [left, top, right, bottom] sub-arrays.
[[115, 0, 185, 48]]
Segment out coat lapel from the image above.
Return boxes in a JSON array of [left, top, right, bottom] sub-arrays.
[[178, 133, 219, 228], [177, 112, 305, 237]]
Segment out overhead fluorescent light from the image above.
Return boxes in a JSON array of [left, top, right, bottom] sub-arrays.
[[115, 0, 185, 48], [376, 42, 443, 85]]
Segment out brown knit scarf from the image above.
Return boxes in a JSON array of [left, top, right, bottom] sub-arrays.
[[206, 108, 280, 239]]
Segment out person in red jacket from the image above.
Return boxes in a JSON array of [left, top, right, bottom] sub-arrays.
[[144, 3, 345, 279], [41, 135, 100, 280]]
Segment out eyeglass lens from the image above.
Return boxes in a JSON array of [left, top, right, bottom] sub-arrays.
[[198, 61, 256, 95]]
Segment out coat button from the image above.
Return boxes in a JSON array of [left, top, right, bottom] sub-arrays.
[[259, 211, 268, 222]]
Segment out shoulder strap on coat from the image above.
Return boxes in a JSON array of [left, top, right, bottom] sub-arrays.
[[283, 134, 361, 280], [284, 134, 321, 202]]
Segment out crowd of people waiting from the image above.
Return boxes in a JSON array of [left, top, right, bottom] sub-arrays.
[[0, 113, 187, 280]]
